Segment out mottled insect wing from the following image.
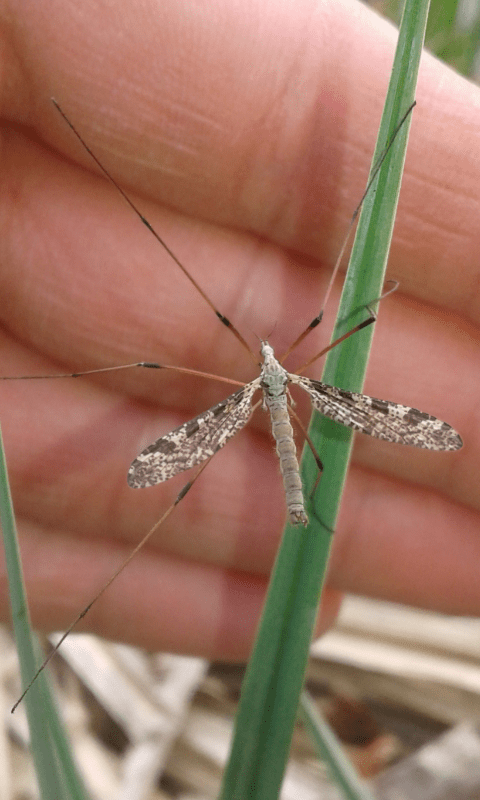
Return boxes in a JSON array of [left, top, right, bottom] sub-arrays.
[[290, 375, 463, 451], [127, 380, 261, 488]]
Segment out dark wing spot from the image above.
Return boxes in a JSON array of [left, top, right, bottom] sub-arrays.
[[185, 419, 200, 437], [212, 387, 247, 417], [370, 397, 390, 414], [152, 439, 178, 455], [233, 388, 247, 405], [213, 400, 228, 417], [405, 408, 434, 425], [336, 388, 353, 401]]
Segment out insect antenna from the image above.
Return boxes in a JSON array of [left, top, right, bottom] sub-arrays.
[[52, 99, 259, 366], [279, 102, 415, 364]]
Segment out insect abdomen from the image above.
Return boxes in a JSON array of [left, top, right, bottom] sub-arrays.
[[267, 396, 308, 527]]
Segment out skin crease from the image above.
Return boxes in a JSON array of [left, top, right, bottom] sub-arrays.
[[0, 0, 479, 663]]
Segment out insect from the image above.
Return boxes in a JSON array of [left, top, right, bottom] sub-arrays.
[[11, 102, 463, 523], [6, 100, 462, 707], [127, 338, 462, 527]]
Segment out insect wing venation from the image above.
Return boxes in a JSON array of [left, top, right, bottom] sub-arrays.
[[290, 376, 462, 451], [127, 381, 260, 488]]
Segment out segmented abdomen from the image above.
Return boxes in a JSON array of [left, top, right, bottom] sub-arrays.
[[266, 394, 308, 527]]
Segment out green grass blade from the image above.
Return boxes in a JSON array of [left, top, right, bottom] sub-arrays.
[[382, 0, 480, 78], [299, 692, 376, 800], [303, 0, 430, 531], [0, 424, 90, 800], [219, 1, 430, 798]]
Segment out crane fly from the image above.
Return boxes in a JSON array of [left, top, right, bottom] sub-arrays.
[[4, 99, 462, 708]]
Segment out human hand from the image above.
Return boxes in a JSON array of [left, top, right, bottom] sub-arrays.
[[0, 0, 477, 660]]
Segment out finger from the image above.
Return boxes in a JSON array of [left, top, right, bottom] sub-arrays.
[[0, 0, 472, 580], [1, 455, 477, 660], [0, 335, 476, 618], [0, 285, 473, 555], [352, 288, 473, 513], [1, 0, 475, 442], [4, 0, 479, 317], [2, 344, 475, 610], [0, 518, 342, 660], [331, 466, 480, 617], [0, 128, 474, 423]]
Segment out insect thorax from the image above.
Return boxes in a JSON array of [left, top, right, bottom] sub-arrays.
[[259, 341, 289, 401]]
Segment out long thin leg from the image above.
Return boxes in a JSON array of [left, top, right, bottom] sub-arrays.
[[279, 103, 415, 363], [293, 280, 398, 375], [12, 456, 214, 713], [52, 100, 259, 366], [0, 361, 244, 388], [11, 101, 410, 709]]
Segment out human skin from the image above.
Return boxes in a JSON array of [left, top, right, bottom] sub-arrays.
[[0, 0, 478, 661]]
